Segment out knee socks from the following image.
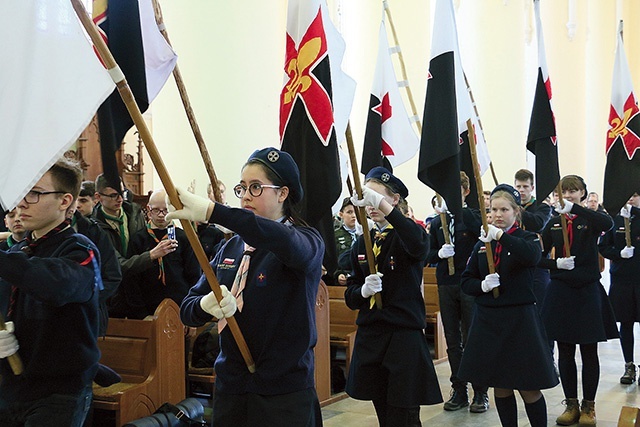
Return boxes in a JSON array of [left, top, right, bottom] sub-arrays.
[[524, 395, 547, 427], [620, 322, 635, 363], [495, 393, 518, 427]]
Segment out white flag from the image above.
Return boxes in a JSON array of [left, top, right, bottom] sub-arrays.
[[0, 0, 114, 210]]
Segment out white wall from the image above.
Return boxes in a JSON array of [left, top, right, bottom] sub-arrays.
[[148, 0, 640, 221]]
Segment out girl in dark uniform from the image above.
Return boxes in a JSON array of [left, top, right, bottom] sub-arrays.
[[345, 167, 442, 427], [599, 193, 640, 384], [168, 147, 324, 427], [459, 184, 558, 427], [540, 175, 616, 426]]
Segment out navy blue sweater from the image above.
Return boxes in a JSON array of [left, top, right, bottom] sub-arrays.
[[180, 204, 324, 395], [426, 207, 481, 286], [0, 228, 100, 402], [540, 204, 613, 287], [462, 227, 542, 306], [345, 208, 429, 329], [599, 206, 640, 279]]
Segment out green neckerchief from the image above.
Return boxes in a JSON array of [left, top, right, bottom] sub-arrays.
[[101, 206, 129, 255], [522, 196, 536, 210], [146, 222, 168, 285]]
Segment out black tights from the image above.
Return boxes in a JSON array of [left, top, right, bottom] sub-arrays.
[[557, 341, 599, 401], [620, 321, 635, 362], [372, 399, 421, 427]]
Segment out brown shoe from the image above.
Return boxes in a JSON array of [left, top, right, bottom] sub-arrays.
[[578, 399, 596, 426], [556, 398, 580, 426]]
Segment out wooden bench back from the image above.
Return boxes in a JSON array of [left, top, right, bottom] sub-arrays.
[[423, 266, 440, 316], [98, 318, 156, 384]]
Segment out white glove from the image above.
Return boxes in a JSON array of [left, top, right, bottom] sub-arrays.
[[200, 286, 237, 319], [0, 321, 19, 359], [479, 224, 502, 243], [434, 199, 448, 214], [556, 256, 576, 270], [554, 200, 574, 214], [438, 243, 455, 259], [620, 205, 632, 219], [361, 272, 383, 298], [481, 273, 501, 293], [165, 187, 213, 223], [351, 187, 385, 210], [621, 246, 635, 259]]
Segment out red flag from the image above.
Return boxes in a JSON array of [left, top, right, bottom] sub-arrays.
[[603, 25, 640, 215], [361, 19, 419, 175], [526, 0, 560, 203]]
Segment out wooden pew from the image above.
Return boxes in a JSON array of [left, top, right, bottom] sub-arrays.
[[92, 299, 186, 426], [314, 281, 331, 405], [423, 266, 448, 363], [327, 286, 357, 380]]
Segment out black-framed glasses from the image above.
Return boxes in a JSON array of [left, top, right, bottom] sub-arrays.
[[98, 192, 123, 200], [149, 208, 169, 216], [23, 190, 66, 204], [233, 183, 281, 198]]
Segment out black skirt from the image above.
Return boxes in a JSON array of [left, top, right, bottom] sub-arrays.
[[541, 280, 619, 344], [458, 304, 559, 391], [609, 276, 640, 323], [346, 326, 443, 406]]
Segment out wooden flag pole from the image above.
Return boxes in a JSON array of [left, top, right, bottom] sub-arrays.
[[151, 0, 222, 203], [0, 313, 23, 375], [383, 0, 422, 135], [462, 72, 499, 186], [467, 120, 499, 298], [555, 183, 571, 258], [345, 124, 382, 309], [70, 0, 255, 373], [625, 217, 632, 247], [432, 195, 456, 276]]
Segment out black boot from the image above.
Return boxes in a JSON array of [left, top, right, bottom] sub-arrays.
[[470, 390, 490, 413], [443, 387, 469, 411]]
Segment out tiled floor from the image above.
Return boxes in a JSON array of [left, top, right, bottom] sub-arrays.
[[322, 337, 640, 426], [321, 273, 640, 426]]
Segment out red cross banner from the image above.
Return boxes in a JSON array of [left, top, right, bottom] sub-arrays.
[[279, 0, 356, 276], [603, 24, 640, 216], [361, 19, 419, 175]]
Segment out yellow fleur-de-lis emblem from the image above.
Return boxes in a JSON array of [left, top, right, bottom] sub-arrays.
[[608, 108, 633, 139], [283, 37, 322, 105]]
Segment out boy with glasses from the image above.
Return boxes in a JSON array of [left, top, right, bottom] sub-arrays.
[[0, 158, 101, 426], [92, 173, 146, 257]]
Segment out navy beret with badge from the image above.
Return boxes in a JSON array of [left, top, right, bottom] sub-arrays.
[[365, 166, 409, 199], [248, 147, 304, 204], [491, 183, 521, 206]]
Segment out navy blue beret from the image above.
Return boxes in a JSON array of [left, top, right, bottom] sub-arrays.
[[491, 183, 521, 206], [248, 147, 303, 204], [365, 167, 409, 199]]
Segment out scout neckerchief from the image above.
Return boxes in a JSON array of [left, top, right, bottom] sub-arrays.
[[146, 222, 169, 285], [370, 224, 394, 308], [343, 225, 357, 246], [8, 219, 71, 320], [218, 216, 289, 332], [493, 224, 518, 273], [101, 206, 129, 255], [520, 197, 536, 231], [563, 213, 577, 257]]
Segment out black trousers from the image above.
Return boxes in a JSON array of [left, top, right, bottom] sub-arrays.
[[212, 387, 322, 427]]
